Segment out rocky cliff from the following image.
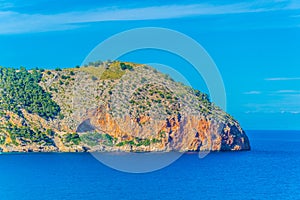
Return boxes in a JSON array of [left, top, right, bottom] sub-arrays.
[[0, 61, 250, 152]]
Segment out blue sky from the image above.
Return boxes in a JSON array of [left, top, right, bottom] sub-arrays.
[[1, 0, 300, 130]]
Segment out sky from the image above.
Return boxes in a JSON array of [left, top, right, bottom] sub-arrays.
[[0, 0, 300, 130]]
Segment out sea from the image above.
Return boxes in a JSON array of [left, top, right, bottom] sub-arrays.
[[0, 130, 299, 200]]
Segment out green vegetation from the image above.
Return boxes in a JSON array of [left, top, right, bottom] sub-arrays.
[[100, 63, 126, 80], [151, 138, 161, 143], [0, 134, 6, 145], [116, 140, 134, 147], [87, 60, 103, 67], [116, 138, 156, 147], [129, 83, 180, 118], [193, 89, 210, 103], [136, 138, 150, 146], [80, 132, 115, 146], [91, 76, 98, 81], [45, 129, 55, 137], [61, 75, 70, 80], [64, 133, 81, 145], [120, 62, 133, 71], [159, 131, 166, 138], [71, 61, 140, 81], [0, 67, 60, 120], [5, 122, 54, 145]]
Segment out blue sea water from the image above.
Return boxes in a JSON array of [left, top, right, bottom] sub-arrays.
[[0, 130, 300, 200]]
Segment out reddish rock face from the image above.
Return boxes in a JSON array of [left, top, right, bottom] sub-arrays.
[[83, 105, 250, 152]]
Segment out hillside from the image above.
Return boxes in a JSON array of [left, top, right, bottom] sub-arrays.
[[0, 61, 250, 152]]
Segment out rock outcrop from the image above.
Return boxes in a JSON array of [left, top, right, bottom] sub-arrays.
[[0, 61, 250, 152]]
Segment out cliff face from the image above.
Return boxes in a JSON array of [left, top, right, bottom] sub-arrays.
[[77, 105, 250, 152], [0, 61, 250, 152]]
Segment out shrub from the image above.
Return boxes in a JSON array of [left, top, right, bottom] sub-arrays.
[[65, 133, 81, 145], [5, 123, 54, 145], [136, 139, 150, 146], [81, 133, 115, 146], [45, 129, 55, 137], [58, 113, 64, 119], [120, 63, 133, 71], [141, 77, 147, 83], [0, 67, 60, 120], [91, 76, 98, 81], [61, 75, 68, 79], [0, 135, 6, 145]]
